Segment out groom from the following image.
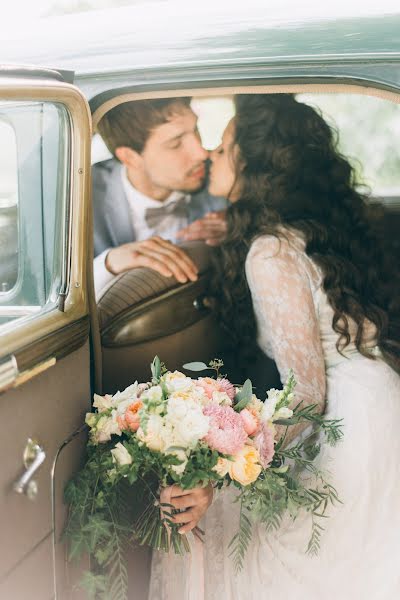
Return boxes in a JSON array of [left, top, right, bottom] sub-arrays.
[[93, 97, 227, 297]]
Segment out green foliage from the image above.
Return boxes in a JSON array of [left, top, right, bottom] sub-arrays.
[[182, 361, 209, 371], [208, 358, 224, 377], [150, 355, 161, 383], [228, 503, 253, 573], [275, 402, 344, 447], [229, 402, 344, 572], [233, 379, 253, 411], [64, 450, 132, 600]]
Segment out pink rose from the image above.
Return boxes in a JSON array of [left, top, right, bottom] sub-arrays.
[[240, 408, 259, 436], [253, 422, 275, 468]]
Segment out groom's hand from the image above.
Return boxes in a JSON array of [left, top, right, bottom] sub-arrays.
[[105, 236, 198, 284], [167, 484, 213, 534], [176, 210, 227, 246]]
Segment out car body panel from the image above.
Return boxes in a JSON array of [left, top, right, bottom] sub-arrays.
[[0, 70, 92, 599], [1, 2, 400, 98]]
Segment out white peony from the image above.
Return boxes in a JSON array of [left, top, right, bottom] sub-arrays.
[[111, 442, 133, 466]]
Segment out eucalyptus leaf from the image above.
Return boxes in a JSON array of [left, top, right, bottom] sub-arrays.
[[234, 379, 253, 411], [182, 361, 209, 371], [151, 356, 161, 381]]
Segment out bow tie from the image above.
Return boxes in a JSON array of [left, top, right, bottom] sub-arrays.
[[144, 197, 188, 229]]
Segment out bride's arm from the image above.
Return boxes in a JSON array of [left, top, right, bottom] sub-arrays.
[[245, 236, 326, 445]]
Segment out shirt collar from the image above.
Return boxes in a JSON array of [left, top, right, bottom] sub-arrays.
[[121, 166, 189, 211]]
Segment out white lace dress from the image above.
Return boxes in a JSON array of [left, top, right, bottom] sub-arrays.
[[148, 231, 400, 600]]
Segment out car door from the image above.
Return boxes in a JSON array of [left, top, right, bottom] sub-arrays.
[[0, 67, 92, 599]]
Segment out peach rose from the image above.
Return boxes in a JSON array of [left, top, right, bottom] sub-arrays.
[[229, 445, 262, 486], [240, 408, 259, 436], [118, 400, 143, 432]]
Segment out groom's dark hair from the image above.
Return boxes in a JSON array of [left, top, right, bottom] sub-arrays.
[[97, 97, 192, 158]]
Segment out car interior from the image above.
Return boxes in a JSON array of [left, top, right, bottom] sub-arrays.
[[91, 88, 400, 396]]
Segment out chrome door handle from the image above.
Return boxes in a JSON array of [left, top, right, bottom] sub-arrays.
[[13, 438, 46, 499]]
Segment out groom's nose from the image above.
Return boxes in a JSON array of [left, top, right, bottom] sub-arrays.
[[189, 135, 209, 163]]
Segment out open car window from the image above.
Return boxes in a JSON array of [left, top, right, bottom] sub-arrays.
[[92, 92, 400, 208]]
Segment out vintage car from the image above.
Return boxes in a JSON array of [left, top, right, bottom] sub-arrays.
[[0, 2, 399, 598]]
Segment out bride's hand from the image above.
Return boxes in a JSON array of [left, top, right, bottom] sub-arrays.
[[162, 484, 213, 534]]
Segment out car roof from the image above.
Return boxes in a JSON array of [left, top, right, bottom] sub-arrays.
[[1, 0, 400, 100]]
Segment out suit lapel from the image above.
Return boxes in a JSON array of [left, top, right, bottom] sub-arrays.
[[104, 161, 136, 246]]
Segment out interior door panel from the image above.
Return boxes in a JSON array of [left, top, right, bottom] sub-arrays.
[[0, 72, 92, 599]]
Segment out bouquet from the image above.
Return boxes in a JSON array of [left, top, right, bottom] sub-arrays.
[[64, 357, 342, 600]]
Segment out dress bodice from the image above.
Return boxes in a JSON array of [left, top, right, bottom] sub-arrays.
[[245, 229, 378, 401]]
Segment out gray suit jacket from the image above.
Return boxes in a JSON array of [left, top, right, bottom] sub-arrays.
[[92, 158, 227, 257]]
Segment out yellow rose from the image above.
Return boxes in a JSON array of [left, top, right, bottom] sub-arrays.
[[229, 445, 261, 486]]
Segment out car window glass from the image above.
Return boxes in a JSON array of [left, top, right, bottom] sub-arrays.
[[0, 101, 70, 329], [195, 94, 400, 203], [0, 118, 18, 295], [299, 93, 400, 202]]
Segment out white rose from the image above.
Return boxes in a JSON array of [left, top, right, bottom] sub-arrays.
[[167, 397, 190, 420], [94, 414, 121, 443], [137, 414, 165, 452], [112, 382, 139, 405], [93, 393, 113, 413], [85, 412, 97, 428], [164, 371, 193, 393], [165, 399, 209, 449], [212, 457, 231, 477], [141, 385, 163, 404], [273, 407, 293, 421], [172, 413, 210, 449], [111, 442, 133, 466]]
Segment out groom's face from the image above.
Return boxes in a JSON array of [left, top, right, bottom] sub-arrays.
[[119, 104, 208, 201]]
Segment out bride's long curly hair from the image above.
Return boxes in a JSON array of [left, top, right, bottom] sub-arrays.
[[214, 93, 400, 370]]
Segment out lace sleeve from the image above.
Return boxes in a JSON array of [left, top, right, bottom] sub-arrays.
[[245, 235, 326, 440]]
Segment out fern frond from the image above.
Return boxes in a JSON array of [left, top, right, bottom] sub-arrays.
[[228, 504, 253, 573]]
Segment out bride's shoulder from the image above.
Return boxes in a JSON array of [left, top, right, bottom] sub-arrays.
[[246, 228, 305, 264]]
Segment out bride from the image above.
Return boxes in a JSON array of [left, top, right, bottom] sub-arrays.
[[148, 94, 400, 600]]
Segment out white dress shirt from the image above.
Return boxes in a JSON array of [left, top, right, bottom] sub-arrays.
[[94, 167, 190, 298]]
